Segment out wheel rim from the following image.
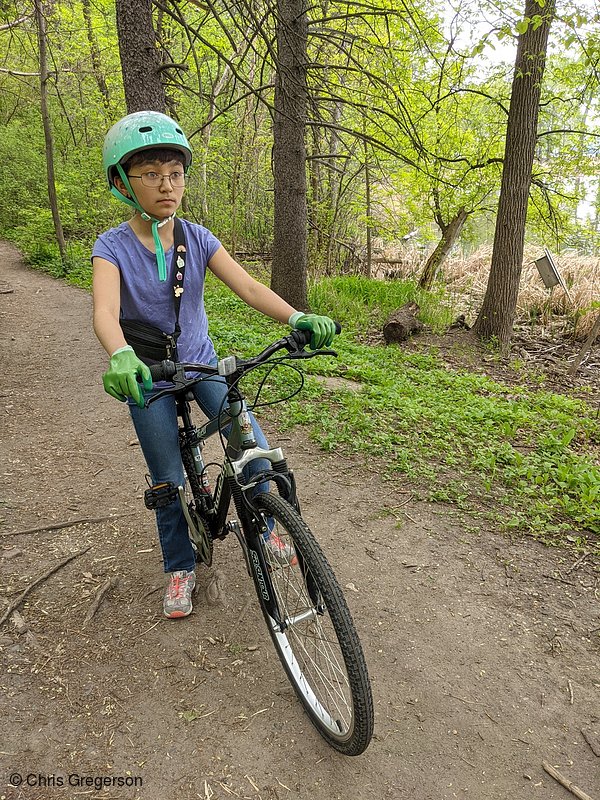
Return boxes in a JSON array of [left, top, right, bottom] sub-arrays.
[[263, 535, 355, 739]]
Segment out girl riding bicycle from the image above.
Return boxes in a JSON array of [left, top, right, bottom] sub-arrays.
[[92, 110, 335, 619]]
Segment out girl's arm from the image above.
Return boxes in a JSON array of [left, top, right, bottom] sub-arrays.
[[92, 257, 128, 356], [208, 246, 298, 323]]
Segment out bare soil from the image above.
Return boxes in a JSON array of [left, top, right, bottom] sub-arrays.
[[1, 242, 599, 800]]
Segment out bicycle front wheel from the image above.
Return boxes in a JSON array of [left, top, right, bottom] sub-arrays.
[[251, 492, 374, 755]]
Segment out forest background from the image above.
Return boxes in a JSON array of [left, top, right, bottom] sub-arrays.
[[0, 0, 599, 546]]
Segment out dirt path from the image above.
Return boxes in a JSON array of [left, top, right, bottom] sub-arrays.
[[1, 242, 599, 800]]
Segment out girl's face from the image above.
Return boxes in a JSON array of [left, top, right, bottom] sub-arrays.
[[117, 159, 186, 219]]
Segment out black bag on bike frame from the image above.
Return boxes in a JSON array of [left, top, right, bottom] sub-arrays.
[[120, 217, 187, 365]]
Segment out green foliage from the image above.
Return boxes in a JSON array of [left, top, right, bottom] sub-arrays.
[[1, 0, 599, 272], [309, 275, 454, 334], [203, 270, 599, 547]]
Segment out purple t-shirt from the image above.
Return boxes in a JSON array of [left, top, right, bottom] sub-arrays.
[[92, 218, 221, 364]]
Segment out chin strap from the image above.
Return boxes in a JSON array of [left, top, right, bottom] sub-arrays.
[[114, 164, 175, 282], [142, 212, 176, 281]]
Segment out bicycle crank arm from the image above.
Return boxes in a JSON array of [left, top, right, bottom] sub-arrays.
[[177, 486, 212, 565]]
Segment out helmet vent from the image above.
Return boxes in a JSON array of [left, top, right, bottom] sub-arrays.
[[138, 126, 153, 132]]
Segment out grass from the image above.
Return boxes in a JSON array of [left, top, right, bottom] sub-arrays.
[[204, 274, 600, 551], [20, 247, 600, 555], [309, 275, 455, 336]]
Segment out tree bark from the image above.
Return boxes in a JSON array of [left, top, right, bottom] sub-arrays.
[[35, 0, 66, 262], [383, 302, 423, 344], [364, 136, 372, 278], [418, 207, 467, 290], [82, 0, 110, 109], [116, 0, 166, 114], [473, 0, 556, 349], [270, 0, 309, 310]]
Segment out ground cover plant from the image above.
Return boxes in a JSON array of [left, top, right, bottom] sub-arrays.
[[204, 275, 600, 553]]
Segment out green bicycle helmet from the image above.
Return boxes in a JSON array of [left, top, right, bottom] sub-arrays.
[[102, 111, 193, 281]]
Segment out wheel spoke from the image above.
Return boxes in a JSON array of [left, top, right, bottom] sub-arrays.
[[252, 493, 373, 754]]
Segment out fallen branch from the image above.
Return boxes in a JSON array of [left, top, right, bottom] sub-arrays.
[[0, 547, 91, 627], [581, 728, 600, 757], [83, 576, 119, 627], [568, 311, 600, 376], [567, 551, 590, 574], [1, 513, 134, 537], [542, 761, 596, 800]]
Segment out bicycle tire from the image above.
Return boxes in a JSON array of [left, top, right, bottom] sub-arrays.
[[250, 492, 374, 755], [180, 441, 213, 567]]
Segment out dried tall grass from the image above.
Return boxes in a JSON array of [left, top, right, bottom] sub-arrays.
[[443, 246, 600, 339]]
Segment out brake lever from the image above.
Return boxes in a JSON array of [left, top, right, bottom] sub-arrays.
[[145, 373, 197, 407]]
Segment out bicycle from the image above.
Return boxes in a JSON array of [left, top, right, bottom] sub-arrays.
[[142, 328, 374, 756]]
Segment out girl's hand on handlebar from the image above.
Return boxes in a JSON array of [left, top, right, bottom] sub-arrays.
[[289, 313, 337, 350], [102, 345, 152, 409]]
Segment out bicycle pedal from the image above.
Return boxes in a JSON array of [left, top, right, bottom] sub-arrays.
[[144, 481, 179, 509]]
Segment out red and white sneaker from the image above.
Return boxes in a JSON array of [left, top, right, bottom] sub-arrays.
[[163, 570, 196, 618], [264, 531, 298, 567]]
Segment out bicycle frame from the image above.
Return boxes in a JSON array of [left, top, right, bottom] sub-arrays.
[[146, 331, 336, 630], [174, 376, 297, 631], [142, 329, 374, 756]]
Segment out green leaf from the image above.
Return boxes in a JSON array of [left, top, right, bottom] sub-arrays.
[[531, 15, 544, 30], [516, 19, 530, 34]]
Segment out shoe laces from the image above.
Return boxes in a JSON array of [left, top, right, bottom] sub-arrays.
[[268, 531, 287, 551], [168, 572, 189, 599]]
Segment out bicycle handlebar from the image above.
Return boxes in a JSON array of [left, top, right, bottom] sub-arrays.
[[147, 322, 342, 384]]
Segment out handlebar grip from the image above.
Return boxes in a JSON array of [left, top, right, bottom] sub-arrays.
[[290, 321, 342, 348], [149, 360, 177, 382]]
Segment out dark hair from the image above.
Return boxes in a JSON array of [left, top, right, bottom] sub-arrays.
[[122, 147, 185, 173]]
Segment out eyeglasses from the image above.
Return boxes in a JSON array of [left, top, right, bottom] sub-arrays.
[[128, 170, 186, 188]]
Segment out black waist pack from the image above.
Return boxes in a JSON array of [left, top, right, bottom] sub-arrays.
[[120, 218, 187, 365], [119, 318, 180, 364]]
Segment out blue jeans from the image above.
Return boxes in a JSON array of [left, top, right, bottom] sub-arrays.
[[128, 370, 271, 573]]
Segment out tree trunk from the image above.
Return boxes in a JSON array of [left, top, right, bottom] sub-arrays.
[[82, 0, 110, 109], [364, 137, 372, 278], [35, 0, 66, 262], [325, 98, 344, 274], [270, 0, 308, 310], [473, 0, 556, 349], [418, 207, 467, 290], [115, 0, 166, 114]]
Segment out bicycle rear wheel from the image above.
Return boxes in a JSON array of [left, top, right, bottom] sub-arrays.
[[250, 492, 374, 755]]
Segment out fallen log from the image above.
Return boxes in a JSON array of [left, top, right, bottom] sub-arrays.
[[383, 302, 423, 344]]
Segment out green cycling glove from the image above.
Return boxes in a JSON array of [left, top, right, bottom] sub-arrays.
[[289, 312, 337, 350], [102, 345, 152, 409]]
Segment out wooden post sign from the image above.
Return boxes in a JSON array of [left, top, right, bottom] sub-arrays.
[[534, 248, 573, 301]]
